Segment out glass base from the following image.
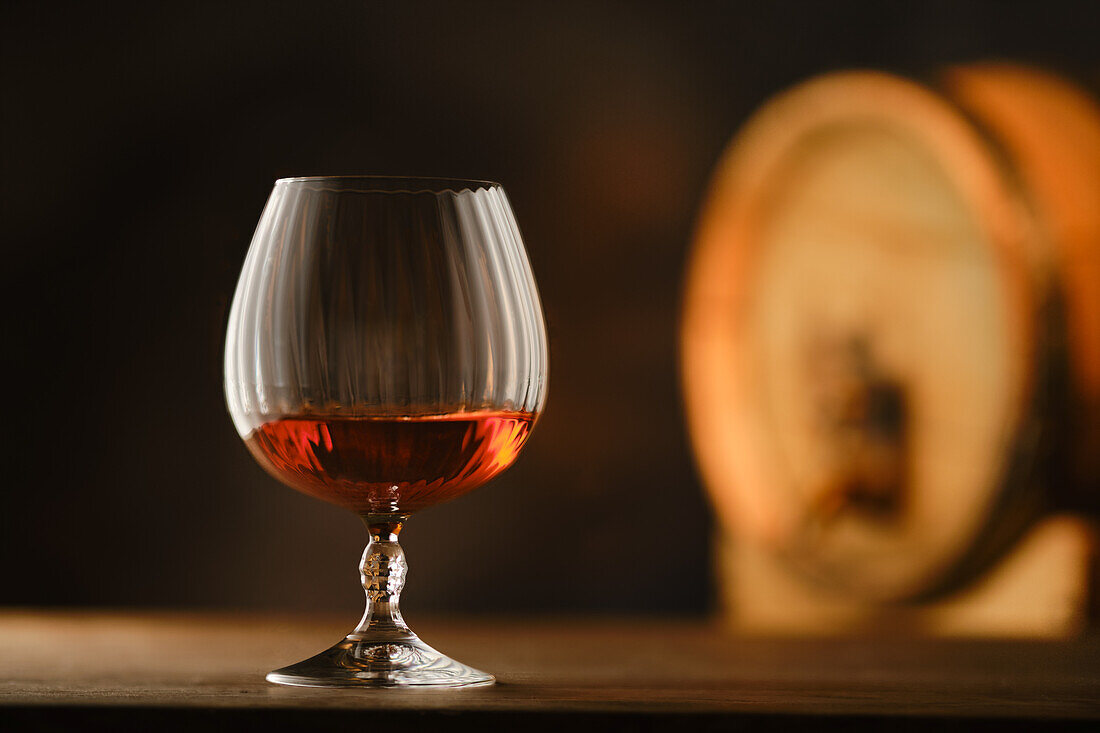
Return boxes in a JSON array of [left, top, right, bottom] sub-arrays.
[[266, 633, 495, 688]]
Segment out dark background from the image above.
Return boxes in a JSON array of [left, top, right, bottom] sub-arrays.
[[2, 0, 1097, 617]]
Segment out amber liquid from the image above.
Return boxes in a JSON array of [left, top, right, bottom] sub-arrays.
[[245, 411, 535, 514]]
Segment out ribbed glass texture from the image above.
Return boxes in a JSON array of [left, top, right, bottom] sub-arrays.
[[224, 177, 549, 437]]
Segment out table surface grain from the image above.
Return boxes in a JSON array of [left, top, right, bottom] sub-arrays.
[[1, 610, 1098, 730]]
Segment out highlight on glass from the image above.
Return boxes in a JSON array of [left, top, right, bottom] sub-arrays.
[[224, 176, 548, 687]]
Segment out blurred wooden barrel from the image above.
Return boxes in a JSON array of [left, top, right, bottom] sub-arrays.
[[681, 64, 1100, 603]]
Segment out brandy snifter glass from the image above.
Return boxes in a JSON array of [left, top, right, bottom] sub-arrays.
[[224, 176, 548, 687]]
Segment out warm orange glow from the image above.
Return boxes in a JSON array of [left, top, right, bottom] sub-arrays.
[[246, 412, 535, 514]]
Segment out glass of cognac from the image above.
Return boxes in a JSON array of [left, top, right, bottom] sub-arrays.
[[224, 176, 548, 687]]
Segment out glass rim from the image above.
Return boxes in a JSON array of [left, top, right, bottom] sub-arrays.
[[274, 175, 503, 193]]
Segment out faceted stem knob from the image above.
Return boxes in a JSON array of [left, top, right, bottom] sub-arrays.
[[352, 516, 412, 639]]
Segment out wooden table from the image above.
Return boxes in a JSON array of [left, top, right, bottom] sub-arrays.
[[2, 610, 1098, 730]]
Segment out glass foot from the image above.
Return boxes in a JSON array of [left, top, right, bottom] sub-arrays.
[[266, 633, 494, 688]]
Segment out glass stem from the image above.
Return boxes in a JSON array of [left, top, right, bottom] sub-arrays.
[[350, 515, 414, 642]]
